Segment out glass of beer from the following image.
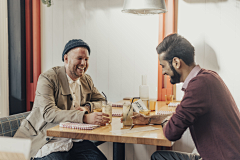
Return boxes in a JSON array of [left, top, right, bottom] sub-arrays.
[[93, 102, 102, 112], [139, 109, 150, 116], [102, 101, 112, 124], [93, 108, 102, 112], [122, 102, 133, 126]]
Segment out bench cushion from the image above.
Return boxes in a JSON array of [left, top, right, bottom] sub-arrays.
[[0, 112, 30, 137], [0, 112, 105, 146]]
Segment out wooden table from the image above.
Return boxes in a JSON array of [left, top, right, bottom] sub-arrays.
[[47, 101, 177, 160]]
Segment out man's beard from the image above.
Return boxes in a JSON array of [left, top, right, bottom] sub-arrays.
[[69, 66, 82, 79], [169, 63, 181, 84]]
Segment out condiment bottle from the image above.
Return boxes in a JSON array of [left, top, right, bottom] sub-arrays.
[[139, 75, 149, 109]]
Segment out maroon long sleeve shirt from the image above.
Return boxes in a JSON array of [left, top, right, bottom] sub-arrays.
[[163, 67, 240, 160]]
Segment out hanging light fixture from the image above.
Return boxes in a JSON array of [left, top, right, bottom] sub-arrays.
[[122, 0, 167, 15]]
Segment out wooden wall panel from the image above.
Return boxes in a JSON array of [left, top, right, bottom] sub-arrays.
[[52, 0, 64, 67], [95, 0, 110, 97], [41, 0, 53, 72], [85, 0, 98, 85], [63, 0, 86, 42], [0, 0, 9, 117]]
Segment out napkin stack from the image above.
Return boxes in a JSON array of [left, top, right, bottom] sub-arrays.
[[60, 122, 99, 130], [112, 110, 122, 117], [112, 103, 123, 107], [157, 110, 174, 115], [168, 102, 180, 107]]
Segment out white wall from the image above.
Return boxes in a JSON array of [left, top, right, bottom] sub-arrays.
[[174, 0, 240, 153], [0, 0, 9, 118], [41, 0, 158, 159], [41, 0, 159, 103], [176, 0, 240, 108]]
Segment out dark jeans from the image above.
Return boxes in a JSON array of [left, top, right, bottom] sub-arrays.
[[151, 151, 201, 160], [34, 140, 107, 160]]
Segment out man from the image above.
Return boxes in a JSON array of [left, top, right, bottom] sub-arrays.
[[131, 34, 240, 160], [14, 39, 109, 160]]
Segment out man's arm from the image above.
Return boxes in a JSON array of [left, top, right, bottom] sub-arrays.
[[129, 113, 172, 125], [36, 73, 85, 124], [84, 74, 105, 112], [163, 76, 210, 141], [37, 73, 110, 125]]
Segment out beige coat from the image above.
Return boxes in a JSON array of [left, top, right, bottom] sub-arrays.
[[14, 66, 105, 159]]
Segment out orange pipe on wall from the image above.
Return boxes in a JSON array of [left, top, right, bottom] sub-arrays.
[[157, 0, 175, 101], [26, 0, 32, 111], [165, 0, 175, 36], [165, 0, 174, 100], [157, 13, 165, 101], [32, 0, 41, 94], [26, 0, 41, 111]]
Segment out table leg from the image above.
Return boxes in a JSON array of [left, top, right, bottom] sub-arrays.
[[157, 146, 173, 150], [113, 142, 125, 160]]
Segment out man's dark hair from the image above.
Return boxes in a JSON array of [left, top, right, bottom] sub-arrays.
[[156, 33, 195, 66]]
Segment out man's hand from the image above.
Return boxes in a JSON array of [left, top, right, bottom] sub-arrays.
[[131, 113, 149, 125], [83, 112, 110, 126], [121, 112, 173, 125], [164, 115, 172, 121], [75, 106, 90, 113], [161, 115, 172, 127], [120, 112, 149, 125]]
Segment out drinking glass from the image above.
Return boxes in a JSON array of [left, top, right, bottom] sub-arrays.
[[93, 108, 102, 112], [149, 100, 156, 111], [139, 110, 150, 116], [141, 99, 149, 110], [102, 101, 112, 124], [165, 95, 174, 105], [122, 102, 133, 126], [93, 102, 102, 112]]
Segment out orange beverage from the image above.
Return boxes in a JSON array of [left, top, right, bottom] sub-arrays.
[[149, 100, 156, 111], [122, 103, 133, 126], [102, 101, 112, 124], [165, 95, 174, 105], [93, 108, 102, 112], [139, 110, 150, 116]]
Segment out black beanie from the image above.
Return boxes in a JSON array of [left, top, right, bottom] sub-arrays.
[[62, 39, 90, 62]]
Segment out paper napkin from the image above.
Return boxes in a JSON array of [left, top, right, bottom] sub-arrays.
[[60, 122, 99, 130]]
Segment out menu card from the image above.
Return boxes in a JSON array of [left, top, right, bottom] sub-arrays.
[[132, 99, 148, 113], [59, 122, 99, 130]]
